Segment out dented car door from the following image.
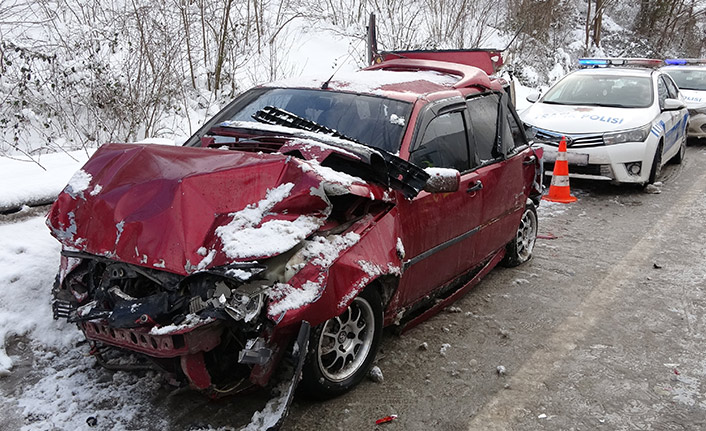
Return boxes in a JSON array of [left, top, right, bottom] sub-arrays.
[[395, 100, 485, 307]]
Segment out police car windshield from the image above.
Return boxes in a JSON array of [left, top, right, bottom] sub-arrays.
[[664, 69, 706, 91], [542, 74, 653, 108]]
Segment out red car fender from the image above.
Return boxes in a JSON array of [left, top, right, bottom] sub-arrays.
[[269, 207, 401, 330]]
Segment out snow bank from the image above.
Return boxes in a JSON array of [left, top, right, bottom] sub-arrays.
[[0, 150, 94, 212], [0, 217, 80, 375]]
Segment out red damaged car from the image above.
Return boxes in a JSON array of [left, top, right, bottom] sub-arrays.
[[48, 50, 542, 418]]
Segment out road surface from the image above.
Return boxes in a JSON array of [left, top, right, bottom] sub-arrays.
[[2, 143, 706, 430]]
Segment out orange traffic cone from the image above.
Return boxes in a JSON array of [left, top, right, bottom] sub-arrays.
[[543, 137, 577, 203]]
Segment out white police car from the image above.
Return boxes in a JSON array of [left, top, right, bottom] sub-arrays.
[[521, 58, 688, 185], [661, 59, 706, 139]]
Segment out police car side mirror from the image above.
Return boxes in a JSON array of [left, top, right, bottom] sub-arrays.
[[662, 98, 686, 111], [526, 91, 540, 103]]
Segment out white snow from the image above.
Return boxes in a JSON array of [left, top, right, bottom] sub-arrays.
[[216, 183, 329, 259], [389, 114, 406, 126], [149, 314, 212, 336], [220, 215, 324, 260], [296, 232, 361, 268], [65, 169, 92, 199], [299, 161, 366, 194], [267, 69, 460, 94], [396, 237, 405, 259], [267, 279, 323, 316], [0, 217, 81, 375], [0, 150, 94, 211]]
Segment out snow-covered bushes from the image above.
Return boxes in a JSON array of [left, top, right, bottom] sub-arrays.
[[2, 0, 706, 157]]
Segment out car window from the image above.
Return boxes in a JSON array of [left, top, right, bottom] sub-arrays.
[[467, 94, 500, 164], [503, 96, 526, 154], [662, 74, 679, 98], [657, 77, 669, 108], [409, 111, 470, 172]]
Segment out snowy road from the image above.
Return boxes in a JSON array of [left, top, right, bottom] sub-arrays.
[[2, 144, 706, 430]]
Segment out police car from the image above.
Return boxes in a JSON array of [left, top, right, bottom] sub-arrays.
[[521, 58, 688, 185], [661, 59, 706, 139]]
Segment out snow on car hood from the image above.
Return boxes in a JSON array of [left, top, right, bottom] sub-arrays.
[[521, 103, 656, 134], [46, 143, 384, 275], [680, 89, 706, 108]]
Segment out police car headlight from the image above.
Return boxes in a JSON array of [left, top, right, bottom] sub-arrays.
[[688, 107, 706, 116], [603, 124, 651, 145]]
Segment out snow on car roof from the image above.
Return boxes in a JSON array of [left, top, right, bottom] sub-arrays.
[[265, 69, 460, 99]]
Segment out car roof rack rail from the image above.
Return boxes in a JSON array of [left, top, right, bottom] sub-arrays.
[[578, 58, 663, 68]]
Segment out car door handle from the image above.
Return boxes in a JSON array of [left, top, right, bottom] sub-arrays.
[[523, 155, 537, 165], [467, 180, 483, 193]]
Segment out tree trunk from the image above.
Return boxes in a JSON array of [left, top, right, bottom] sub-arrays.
[[213, 0, 234, 92]]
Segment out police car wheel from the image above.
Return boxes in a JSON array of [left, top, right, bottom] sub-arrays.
[[502, 202, 538, 267], [648, 141, 663, 184], [673, 136, 686, 164]]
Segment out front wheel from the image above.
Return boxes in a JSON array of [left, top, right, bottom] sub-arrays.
[[648, 141, 664, 184], [672, 135, 686, 164], [300, 287, 383, 399], [502, 202, 538, 267]]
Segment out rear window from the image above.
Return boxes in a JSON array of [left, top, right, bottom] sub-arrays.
[[217, 88, 413, 153], [542, 74, 653, 108]]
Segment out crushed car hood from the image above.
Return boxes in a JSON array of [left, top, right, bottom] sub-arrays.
[[47, 143, 388, 275]]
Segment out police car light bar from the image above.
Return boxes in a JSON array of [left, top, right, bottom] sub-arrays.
[[578, 58, 663, 68], [664, 58, 706, 65]]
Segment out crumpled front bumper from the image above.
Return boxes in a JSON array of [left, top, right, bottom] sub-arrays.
[[81, 320, 222, 359]]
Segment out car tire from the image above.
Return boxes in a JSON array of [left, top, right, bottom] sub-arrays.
[[672, 135, 686, 164], [502, 202, 538, 267], [300, 287, 383, 399], [648, 140, 663, 184]]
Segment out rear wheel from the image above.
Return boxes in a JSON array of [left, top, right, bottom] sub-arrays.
[[300, 287, 383, 399], [502, 202, 538, 267]]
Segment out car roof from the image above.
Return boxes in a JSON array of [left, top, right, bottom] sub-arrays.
[[571, 67, 656, 78], [264, 59, 502, 103]]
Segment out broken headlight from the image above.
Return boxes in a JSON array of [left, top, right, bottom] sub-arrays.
[[185, 267, 268, 324]]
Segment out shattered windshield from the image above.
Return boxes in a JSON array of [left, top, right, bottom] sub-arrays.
[[542, 74, 653, 108], [210, 88, 412, 153]]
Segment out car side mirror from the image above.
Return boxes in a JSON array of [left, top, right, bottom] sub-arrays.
[[663, 98, 686, 111], [423, 168, 460, 193], [526, 91, 540, 103]]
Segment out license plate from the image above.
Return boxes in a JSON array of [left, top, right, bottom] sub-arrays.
[[543, 149, 589, 166]]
